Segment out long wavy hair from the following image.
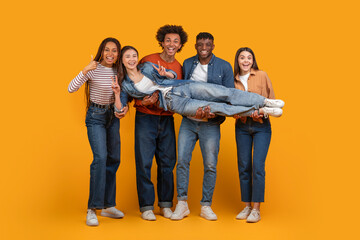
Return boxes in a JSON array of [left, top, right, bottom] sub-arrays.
[[234, 47, 259, 78], [85, 37, 123, 109]]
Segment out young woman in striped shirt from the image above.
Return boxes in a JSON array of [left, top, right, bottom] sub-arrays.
[[68, 37, 127, 226]]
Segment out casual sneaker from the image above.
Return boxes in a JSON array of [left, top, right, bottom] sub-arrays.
[[262, 107, 283, 117], [100, 207, 124, 218], [264, 99, 285, 108], [86, 209, 99, 226], [160, 207, 173, 218], [141, 210, 156, 221], [236, 206, 252, 220], [246, 209, 261, 223], [200, 206, 217, 221], [170, 201, 190, 220]]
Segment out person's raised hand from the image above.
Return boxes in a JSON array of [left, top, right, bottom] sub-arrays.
[[111, 75, 120, 95], [152, 61, 175, 78], [82, 55, 98, 75]]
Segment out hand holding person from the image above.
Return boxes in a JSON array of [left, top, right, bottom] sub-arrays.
[[194, 106, 215, 119], [82, 55, 98, 75], [153, 61, 175, 79], [114, 105, 128, 119], [141, 91, 159, 106]]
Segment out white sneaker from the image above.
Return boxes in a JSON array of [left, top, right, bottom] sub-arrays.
[[160, 207, 173, 218], [246, 209, 261, 223], [141, 210, 156, 221], [100, 207, 124, 218], [200, 206, 217, 221], [264, 99, 285, 108], [86, 209, 99, 226], [170, 201, 190, 220], [262, 107, 283, 117], [236, 206, 252, 220]]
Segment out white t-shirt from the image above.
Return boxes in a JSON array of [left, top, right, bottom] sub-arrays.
[[190, 63, 208, 82], [134, 75, 172, 99], [239, 72, 251, 91], [189, 62, 208, 121]]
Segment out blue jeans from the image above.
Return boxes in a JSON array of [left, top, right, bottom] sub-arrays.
[[135, 111, 176, 212], [176, 117, 221, 206], [235, 117, 271, 202], [166, 82, 265, 117], [85, 105, 120, 209]]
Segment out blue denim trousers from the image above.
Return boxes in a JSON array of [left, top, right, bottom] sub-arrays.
[[134, 111, 176, 212], [166, 82, 265, 117], [85, 105, 120, 209], [176, 117, 221, 206], [235, 117, 271, 202]]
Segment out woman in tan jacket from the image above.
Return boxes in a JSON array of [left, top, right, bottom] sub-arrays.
[[233, 47, 280, 223]]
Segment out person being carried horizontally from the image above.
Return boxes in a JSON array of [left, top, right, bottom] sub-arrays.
[[112, 45, 284, 123]]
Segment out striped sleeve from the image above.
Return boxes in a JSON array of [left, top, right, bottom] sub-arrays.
[[68, 71, 91, 93]]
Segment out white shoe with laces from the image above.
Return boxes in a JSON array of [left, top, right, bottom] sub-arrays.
[[246, 209, 261, 223], [170, 201, 190, 220], [141, 210, 156, 221], [160, 207, 173, 218], [86, 209, 99, 226], [236, 206, 252, 220], [262, 107, 283, 117], [264, 99, 285, 108], [100, 207, 124, 218], [200, 206, 217, 221]]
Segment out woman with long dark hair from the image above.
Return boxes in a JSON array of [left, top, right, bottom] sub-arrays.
[[111, 46, 284, 120], [233, 47, 278, 223], [68, 37, 127, 226]]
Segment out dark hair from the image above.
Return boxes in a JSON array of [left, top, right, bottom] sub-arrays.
[[196, 32, 214, 41], [85, 37, 123, 109], [156, 25, 188, 52], [234, 47, 259, 78]]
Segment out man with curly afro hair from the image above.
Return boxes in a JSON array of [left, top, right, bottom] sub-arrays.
[[132, 25, 187, 221]]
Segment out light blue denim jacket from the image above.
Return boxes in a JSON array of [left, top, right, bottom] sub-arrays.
[[120, 62, 190, 111], [182, 54, 235, 124]]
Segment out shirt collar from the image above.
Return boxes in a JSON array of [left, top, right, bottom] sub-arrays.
[[235, 68, 256, 81]]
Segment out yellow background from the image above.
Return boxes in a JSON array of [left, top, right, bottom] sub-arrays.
[[1, 0, 359, 239]]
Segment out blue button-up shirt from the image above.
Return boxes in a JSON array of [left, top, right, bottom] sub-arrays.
[[182, 54, 235, 124]]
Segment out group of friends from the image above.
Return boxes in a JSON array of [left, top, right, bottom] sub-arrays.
[[68, 25, 285, 226]]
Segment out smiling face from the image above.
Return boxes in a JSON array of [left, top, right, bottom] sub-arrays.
[[238, 51, 254, 75], [122, 49, 138, 71], [100, 41, 119, 67], [195, 38, 214, 64], [161, 33, 182, 57]]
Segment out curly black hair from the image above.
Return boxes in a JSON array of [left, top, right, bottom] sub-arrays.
[[156, 25, 188, 52]]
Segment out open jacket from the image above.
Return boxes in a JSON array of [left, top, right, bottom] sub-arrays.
[[120, 62, 190, 111]]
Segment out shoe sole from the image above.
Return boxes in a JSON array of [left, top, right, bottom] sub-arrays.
[[246, 218, 261, 223], [141, 217, 156, 221], [86, 221, 99, 226], [100, 212, 124, 219], [236, 215, 249, 220], [200, 213, 217, 221], [170, 210, 190, 220]]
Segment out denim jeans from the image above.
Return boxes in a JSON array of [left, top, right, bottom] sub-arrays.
[[135, 111, 176, 212], [85, 105, 120, 209], [235, 117, 271, 202], [166, 82, 265, 117], [177, 117, 221, 206]]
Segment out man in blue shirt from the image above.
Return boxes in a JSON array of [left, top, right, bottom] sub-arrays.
[[171, 32, 234, 221]]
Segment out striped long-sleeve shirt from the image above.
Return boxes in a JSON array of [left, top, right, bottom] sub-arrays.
[[68, 64, 116, 105]]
